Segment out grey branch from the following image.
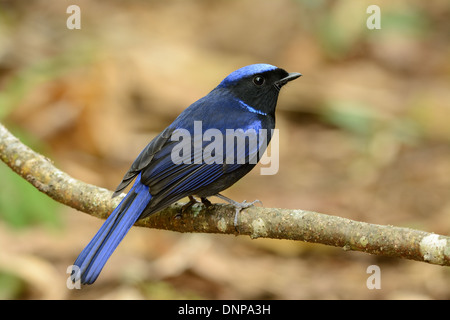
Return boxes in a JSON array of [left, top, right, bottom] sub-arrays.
[[1, 123, 449, 266]]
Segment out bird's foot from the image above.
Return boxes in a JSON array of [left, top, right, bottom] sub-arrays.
[[176, 196, 212, 219], [200, 197, 212, 208], [214, 193, 263, 232], [176, 196, 198, 219]]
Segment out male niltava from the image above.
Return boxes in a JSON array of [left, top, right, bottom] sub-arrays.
[[71, 64, 301, 284]]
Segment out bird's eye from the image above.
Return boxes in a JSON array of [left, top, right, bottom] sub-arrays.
[[253, 75, 265, 86]]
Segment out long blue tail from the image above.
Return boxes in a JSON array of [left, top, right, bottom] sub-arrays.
[[71, 174, 151, 285]]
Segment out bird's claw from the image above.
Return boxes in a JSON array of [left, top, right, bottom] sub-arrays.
[[213, 194, 263, 232], [176, 196, 198, 219], [177, 196, 213, 219], [231, 199, 262, 231], [240, 199, 263, 208]]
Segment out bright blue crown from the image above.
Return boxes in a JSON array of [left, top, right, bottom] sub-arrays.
[[218, 64, 278, 87]]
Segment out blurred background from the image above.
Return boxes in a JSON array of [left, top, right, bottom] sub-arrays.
[[0, 0, 449, 299]]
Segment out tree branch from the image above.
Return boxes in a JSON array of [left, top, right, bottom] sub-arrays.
[[1, 123, 449, 266]]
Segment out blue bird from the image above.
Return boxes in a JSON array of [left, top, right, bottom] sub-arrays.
[[71, 64, 301, 284]]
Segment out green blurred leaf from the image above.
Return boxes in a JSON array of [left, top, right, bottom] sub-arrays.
[[316, 2, 367, 58], [382, 8, 430, 37], [321, 100, 379, 137], [0, 271, 25, 300], [0, 162, 61, 229], [0, 127, 61, 229]]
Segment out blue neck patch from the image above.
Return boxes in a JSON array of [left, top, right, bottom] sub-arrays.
[[236, 99, 267, 116], [218, 64, 278, 88]]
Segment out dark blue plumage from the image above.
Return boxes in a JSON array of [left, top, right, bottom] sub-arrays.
[[71, 64, 301, 284]]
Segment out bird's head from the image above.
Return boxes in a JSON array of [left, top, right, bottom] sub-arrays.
[[216, 63, 301, 116]]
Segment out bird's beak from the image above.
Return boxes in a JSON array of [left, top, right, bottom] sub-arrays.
[[274, 72, 302, 90]]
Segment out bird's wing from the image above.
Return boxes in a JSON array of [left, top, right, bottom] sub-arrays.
[[136, 126, 266, 218], [112, 126, 176, 197]]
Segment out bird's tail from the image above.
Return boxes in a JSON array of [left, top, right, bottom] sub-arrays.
[[71, 174, 151, 285]]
